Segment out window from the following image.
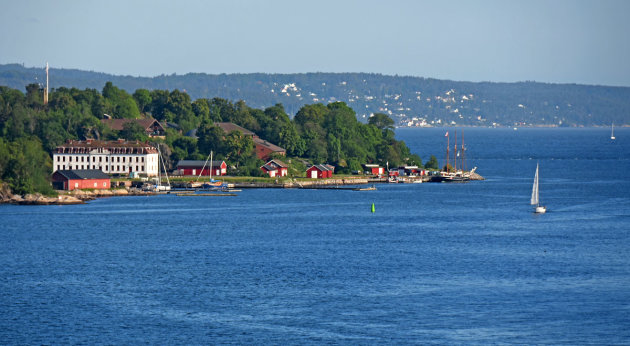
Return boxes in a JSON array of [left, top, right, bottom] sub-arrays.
[[117, 157, 120, 163], [99, 157, 102, 162], [69, 157, 73, 162], [103, 182, 107, 187], [123, 157, 126, 163]]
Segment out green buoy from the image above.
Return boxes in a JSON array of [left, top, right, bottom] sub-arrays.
[[371, 203, 375, 213]]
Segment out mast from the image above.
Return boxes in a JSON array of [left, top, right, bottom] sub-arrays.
[[445, 131, 450, 172], [454, 130, 458, 171], [462, 130, 466, 172], [43, 62, 49, 105], [209, 150, 213, 182]]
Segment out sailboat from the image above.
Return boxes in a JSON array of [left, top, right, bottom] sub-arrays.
[[531, 163, 546, 214], [611, 123, 616, 140], [201, 151, 224, 189], [145, 145, 171, 192]]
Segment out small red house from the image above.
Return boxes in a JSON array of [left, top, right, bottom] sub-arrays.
[[306, 164, 334, 179], [363, 164, 384, 175], [176, 160, 227, 176], [260, 159, 288, 178], [52, 169, 111, 191]]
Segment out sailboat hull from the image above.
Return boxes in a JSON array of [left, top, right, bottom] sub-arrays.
[[535, 206, 546, 214]]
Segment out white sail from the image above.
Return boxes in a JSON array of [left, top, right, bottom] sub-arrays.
[[611, 123, 615, 140], [531, 163, 539, 206]]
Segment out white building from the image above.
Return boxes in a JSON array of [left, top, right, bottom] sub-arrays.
[[52, 139, 160, 177]]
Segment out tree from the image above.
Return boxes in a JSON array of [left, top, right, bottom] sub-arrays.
[[368, 113, 395, 132], [102, 82, 140, 118], [120, 121, 148, 141], [132, 89, 152, 114], [2, 137, 55, 195], [425, 155, 439, 170], [196, 121, 225, 155]]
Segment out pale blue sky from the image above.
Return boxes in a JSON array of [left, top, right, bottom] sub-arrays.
[[1, 0, 629, 86]]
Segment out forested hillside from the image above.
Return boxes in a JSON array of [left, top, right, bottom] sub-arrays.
[[0, 83, 424, 196], [2, 63, 629, 127]]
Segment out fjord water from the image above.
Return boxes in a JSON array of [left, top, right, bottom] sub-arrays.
[[2, 128, 630, 344]]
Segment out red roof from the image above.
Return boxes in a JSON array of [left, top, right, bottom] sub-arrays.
[[215, 122, 256, 137], [101, 118, 164, 132]]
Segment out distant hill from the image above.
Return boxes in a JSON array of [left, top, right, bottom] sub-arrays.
[[2, 63, 629, 127]]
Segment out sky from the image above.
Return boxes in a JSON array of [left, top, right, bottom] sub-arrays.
[[1, 0, 630, 86]]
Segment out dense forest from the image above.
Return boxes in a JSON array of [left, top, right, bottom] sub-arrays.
[[2, 63, 630, 127], [0, 83, 426, 196]]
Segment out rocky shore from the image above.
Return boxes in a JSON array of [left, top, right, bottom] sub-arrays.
[[0, 183, 154, 205]]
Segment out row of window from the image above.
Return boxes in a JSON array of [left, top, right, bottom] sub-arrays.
[[55, 155, 147, 163], [56, 165, 146, 172], [73, 182, 109, 188]]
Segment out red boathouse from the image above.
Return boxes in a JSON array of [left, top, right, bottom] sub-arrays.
[[52, 169, 111, 191], [306, 164, 334, 179]]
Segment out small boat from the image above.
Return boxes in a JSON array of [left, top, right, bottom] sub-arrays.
[[531, 163, 546, 214], [354, 185, 377, 191], [611, 123, 616, 140]]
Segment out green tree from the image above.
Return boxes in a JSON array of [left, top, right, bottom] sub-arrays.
[[425, 155, 439, 170], [2, 137, 55, 195], [120, 121, 148, 141], [132, 89, 152, 113], [368, 113, 395, 132], [196, 121, 225, 155], [102, 81, 140, 118]]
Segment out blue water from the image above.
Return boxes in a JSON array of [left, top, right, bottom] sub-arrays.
[[2, 128, 630, 344]]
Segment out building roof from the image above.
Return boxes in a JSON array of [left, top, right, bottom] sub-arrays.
[[54, 169, 111, 180], [215, 122, 256, 137], [176, 160, 225, 168], [363, 164, 381, 168], [261, 164, 276, 171], [101, 118, 165, 132], [268, 159, 288, 167], [260, 159, 288, 171], [53, 140, 158, 154], [253, 138, 286, 153], [308, 164, 334, 172]]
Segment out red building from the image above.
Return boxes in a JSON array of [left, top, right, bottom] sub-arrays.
[[363, 164, 384, 175], [176, 160, 227, 176], [52, 169, 111, 190], [306, 164, 334, 179], [254, 138, 286, 161], [260, 159, 288, 178], [215, 122, 286, 160]]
